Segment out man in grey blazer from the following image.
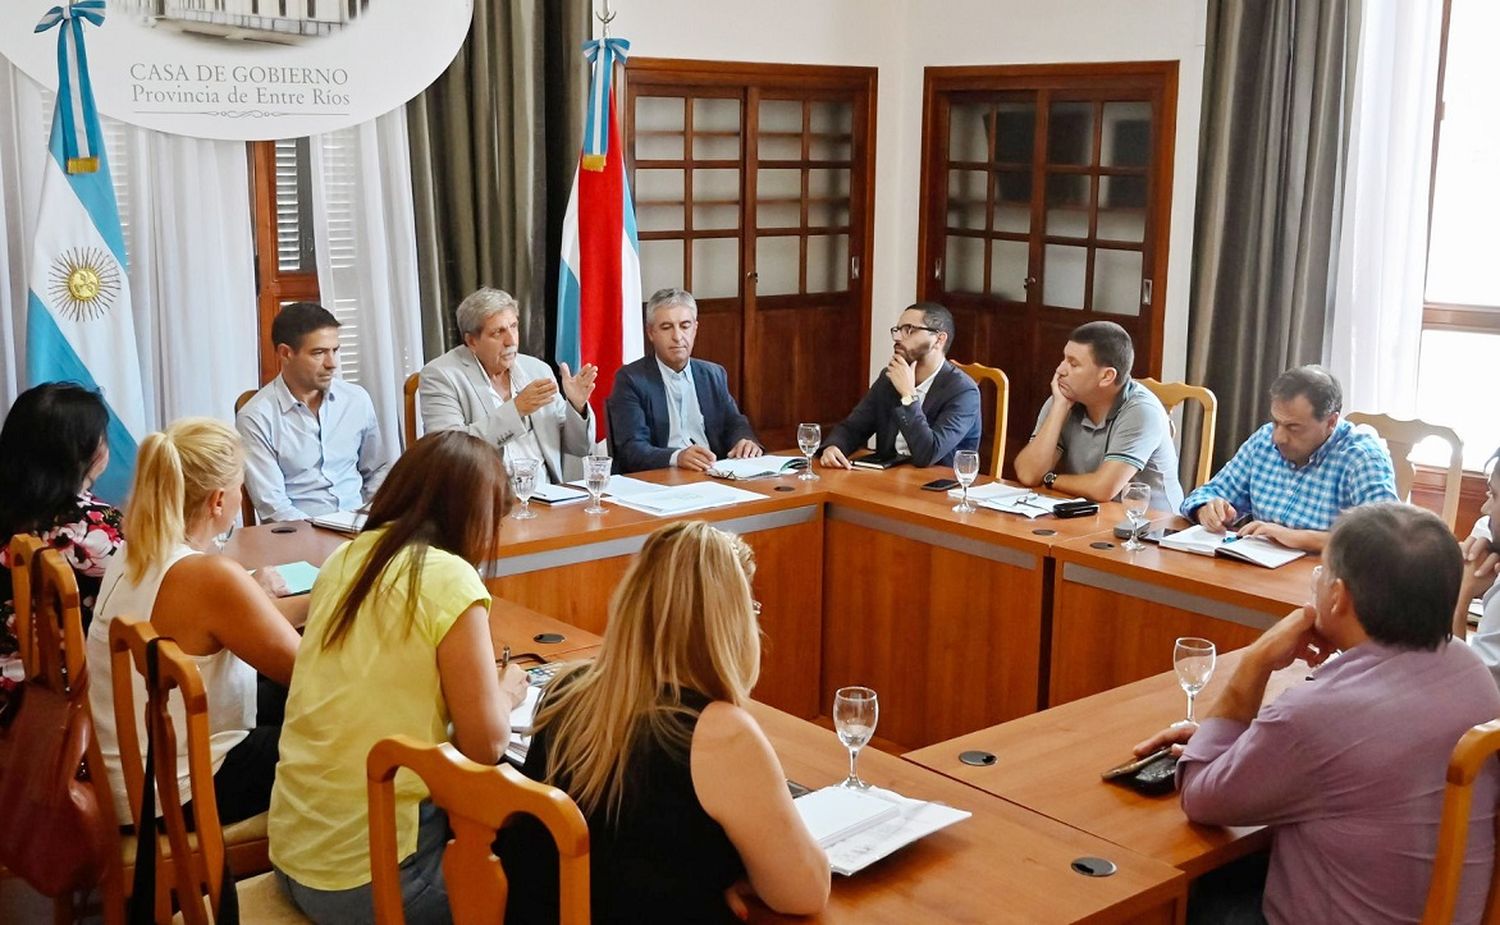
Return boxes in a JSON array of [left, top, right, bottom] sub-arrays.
[[418, 288, 597, 484]]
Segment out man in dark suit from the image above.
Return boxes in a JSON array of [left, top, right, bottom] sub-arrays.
[[819, 302, 980, 469], [607, 287, 762, 473]]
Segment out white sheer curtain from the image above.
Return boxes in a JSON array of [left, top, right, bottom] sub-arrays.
[[309, 108, 424, 463], [1325, 0, 1444, 418], [0, 61, 257, 429]]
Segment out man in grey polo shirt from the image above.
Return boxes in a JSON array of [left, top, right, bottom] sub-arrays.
[[1013, 320, 1183, 510]]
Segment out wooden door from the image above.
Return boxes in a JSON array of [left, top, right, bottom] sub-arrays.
[[917, 63, 1178, 476], [625, 61, 877, 450]]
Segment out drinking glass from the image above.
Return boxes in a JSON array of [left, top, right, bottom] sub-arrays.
[[509, 458, 539, 520], [1173, 637, 1216, 726], [953, 450, 980, 513], [833, 686, 878, 790], [796, 422, 822, 481], [583, 455, 611, 515], [1121, 481, 1151, 551]]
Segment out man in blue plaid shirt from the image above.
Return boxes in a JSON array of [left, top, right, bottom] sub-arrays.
[[1180, 366, 1397, 553]]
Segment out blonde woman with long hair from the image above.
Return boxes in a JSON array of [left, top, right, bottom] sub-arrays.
[[499, 521, 830, 922], [85, 418, 302, 827]]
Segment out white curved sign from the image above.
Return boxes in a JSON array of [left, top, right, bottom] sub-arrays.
[[0, 1, 472, 140]]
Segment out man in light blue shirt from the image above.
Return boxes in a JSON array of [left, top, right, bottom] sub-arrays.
[[236, 303, 390, 522], [1180, 365, 1397, 553]]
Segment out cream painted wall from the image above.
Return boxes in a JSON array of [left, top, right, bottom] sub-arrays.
[[609, 0, 1206, 385]]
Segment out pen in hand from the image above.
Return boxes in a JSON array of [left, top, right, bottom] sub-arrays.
[[498, 644, 511, 670]]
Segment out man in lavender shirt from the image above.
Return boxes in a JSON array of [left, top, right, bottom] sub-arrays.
[[1136, 503, 1500, 924]]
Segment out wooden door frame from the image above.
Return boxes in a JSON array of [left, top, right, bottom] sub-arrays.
[[915, 61, 1178, 377], [622, 58, 878, 405]]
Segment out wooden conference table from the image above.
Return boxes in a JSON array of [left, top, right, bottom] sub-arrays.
[[227, 525, 1188, 922], [227, 461, 1318, 751], [906, 649, 1308, 880]]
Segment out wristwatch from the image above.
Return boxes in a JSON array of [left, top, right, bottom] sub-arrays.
[[1042, 471, 1058, 489], [900, 393, 918, 407]]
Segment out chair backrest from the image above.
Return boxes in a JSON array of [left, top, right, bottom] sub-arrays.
[[1346, 412, 1464, 531], [107, 618, 158, 840], [34, 548, 88, 690], [6, 534, 45, 678], [234, 388, 259, 527], [366, 735, 591, 925], [403, 372, 421, 451], [1138, 378, 1219, 492], [1422, 718, 1500, 925], [139, 633, 234, 925], [951, 361, 1009, 478]]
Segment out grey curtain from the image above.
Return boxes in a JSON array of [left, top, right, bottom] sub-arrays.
[[1185, 0, 1360, 469], [407, 0, 590, 360]]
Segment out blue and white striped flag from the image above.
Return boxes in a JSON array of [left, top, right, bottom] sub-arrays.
[[27, 1, 143, 503]]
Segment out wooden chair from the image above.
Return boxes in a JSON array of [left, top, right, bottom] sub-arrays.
[[1138, 378, 1219, 492], [6, 534, 45, 679], [952, 361, 1009, 477], [1421, 719, 1500, 924], [233, 389, 259, 527], [367, 736, 590, 925], [1346, 412, 1465, 532], [403, 372, 421, 450], [107, 618, 276, 923]]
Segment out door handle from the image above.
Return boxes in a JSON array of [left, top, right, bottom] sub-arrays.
[[851, 256, 860, 281]]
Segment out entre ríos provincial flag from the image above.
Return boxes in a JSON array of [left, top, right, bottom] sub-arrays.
[[556, 36, 642, 433], [27, 1, 144, 504]]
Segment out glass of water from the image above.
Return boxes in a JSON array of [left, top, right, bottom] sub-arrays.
[[509, 458, 539, 520], [1173, 637, 1216, 726], [833, 686, 878, 790], [1121, 481, 1151, 551], [583, 455, 611, 515], [796, 422, 821, 481], [953, 450, 980, 513]]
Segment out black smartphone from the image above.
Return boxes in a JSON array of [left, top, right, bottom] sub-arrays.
[[921, 478, 961, 491], [1143, 526, 1181, 543], [787, 779, 812, 798]]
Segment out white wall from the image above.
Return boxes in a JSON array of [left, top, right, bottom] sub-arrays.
[[612, 0, 1206, 383]]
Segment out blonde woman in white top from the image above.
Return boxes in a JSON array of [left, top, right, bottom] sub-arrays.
[[86, 417, 302, 825]]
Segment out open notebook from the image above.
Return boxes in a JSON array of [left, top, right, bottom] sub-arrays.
[[706, 456, 807, 480], [1157, 524, 1306, 569], [793, 785, 970, 876]]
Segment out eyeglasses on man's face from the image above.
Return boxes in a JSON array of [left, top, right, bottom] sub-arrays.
[[890, 324, 940, 339]]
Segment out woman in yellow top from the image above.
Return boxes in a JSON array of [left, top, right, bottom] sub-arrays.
[[270, 431, 529, 924]]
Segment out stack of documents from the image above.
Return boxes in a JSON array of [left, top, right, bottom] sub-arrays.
[[564, 475, 665, 500], [793, 785, 971, 876], [706, 456, 807, 480], [610, 481, 764, 517], [1158, 524, 1306, 569], [945, 482, 1029, 503]]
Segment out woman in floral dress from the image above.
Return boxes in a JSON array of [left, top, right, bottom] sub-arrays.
[[0, 383, 125, 704]]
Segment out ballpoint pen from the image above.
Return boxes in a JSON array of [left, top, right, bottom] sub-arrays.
[[498, 645, 511, 670]]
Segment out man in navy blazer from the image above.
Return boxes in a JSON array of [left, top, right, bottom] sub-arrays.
[[819, 302, 981, 469], [607, 287, 762, 473]]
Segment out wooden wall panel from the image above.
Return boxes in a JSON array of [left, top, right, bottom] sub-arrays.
[[1048, 579, 1265, 707], [822, 518, 1045, 749]]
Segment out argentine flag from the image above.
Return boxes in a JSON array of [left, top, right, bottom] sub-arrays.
[[556, 36, 643, 434], [27, 1, 144, 504]]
